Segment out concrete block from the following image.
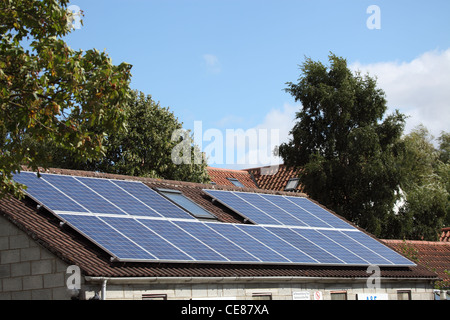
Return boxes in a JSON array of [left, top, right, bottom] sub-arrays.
[[9, 234, 30, 249], [23, 275, 43, 290], [20, 247, 41, 262], [32, 288, 53, 300], [11, 261, 31, 277], [11, 290, 32, 300], [0, 237, 9, 250], [0, 264, 11, 278], [3, 277, 22, 292], [32, 259, 53, 275], [43, 273, 64, 288], [1, 249, 20, 264]]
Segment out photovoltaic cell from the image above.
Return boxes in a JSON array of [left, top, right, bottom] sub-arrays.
[[235, 225, 317, 264], [100, 216, 193, 261], [12, 172, 87, 213], [268, 227, 342, 264], [75, 177, 162, 218], [202, 189, 280, 225], [138, 219, 227, 262], [112, 180, 195, 220], [285, 196, 354, 230], [234, 192, 306, 226], [206, 223, 290, 263], [41, 174, 126, 215], [173, 221, 259, 262], [60, 214, 153, 261]]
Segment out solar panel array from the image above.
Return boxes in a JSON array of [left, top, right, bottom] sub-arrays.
[[12, 172, 415, 267]]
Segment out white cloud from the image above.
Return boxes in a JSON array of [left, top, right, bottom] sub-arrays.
[[223, 103, 298, 170], [202, 54, 221, 74], [350, 49, 450, 139]]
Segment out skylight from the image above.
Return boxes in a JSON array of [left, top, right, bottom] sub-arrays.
[[157, 188, 217, 220]]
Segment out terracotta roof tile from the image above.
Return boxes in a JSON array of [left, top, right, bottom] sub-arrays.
[[440, 227, 450, 242], [246, 164, 303, 192], [0, 167, 437, 280], [207, 167, 258, 189], [382, 240, 450, 281]]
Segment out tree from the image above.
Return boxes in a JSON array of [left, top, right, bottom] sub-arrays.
[[46, 90, 210, 184], [392, 126, 449, 240], [278, 53, 406, 237], [0, 0, 131, 198]]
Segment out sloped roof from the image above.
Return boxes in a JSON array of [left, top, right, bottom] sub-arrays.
[[246, 164, 303, 192], [207, 167, 258, 188], [0, 167, 437, 280], [382, 240, 450, 282], [440, 227, 450, 242]]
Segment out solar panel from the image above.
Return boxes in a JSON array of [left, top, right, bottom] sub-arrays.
[[173, 220, 260, 263], [285, 196, 353, 229], [60, 214, 154, 261], [112, 180, 195, 220], [138, 219, 228, 262], [206, 223, 290, 263], [12, 172, 88, 213], [12, 172, 416, 267], [202, 189, 281, 225]]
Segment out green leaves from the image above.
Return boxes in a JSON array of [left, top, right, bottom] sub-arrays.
[[0, 0, 132, 198], [280, 53, 406, 237]]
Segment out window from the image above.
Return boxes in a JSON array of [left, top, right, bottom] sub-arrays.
[[142, 293, 167, 300], [227, 178, 245, 188], [158, 189, 217, 220], [284, 178, 299, 191], [330, 291, 347, 300], [252, 292, 272, 300], [397, 290, 411, 300]]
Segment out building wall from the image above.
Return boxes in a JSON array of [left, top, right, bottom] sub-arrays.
[[0, 215, 75, 300], [83, 279, 435, 300], [0, 215, 435, 300]]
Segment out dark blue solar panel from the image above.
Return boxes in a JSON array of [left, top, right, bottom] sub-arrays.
[[40, 174, 126, 215], [342, 231, 415, 266], [235, 225, 317, 264], [138, 219, 227, 262], [234, 192, 307, 226], [12, 172, 88, 213], [113, 180, 195, 220], [319, 230, 393, 265], [260, 194, 331, 228], [206, 223, 290, 263], [60, 214, 153, 260], [174, 221, 259, 262], [268, 227, 342, 264], [101, 216, 193, 261], [286, 197, 355, 229], [75, 177, 162, 218], [291, 229, 368, 265], [203, 190, 280, 225]]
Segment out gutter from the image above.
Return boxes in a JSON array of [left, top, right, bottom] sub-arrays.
[[85, 275, 435, 285]]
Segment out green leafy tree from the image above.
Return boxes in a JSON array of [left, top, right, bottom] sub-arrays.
[[278, 53, 406, 237], [392, 126, 449, 240], [47, 90, 210, 184], [0, 0, 132, 198]]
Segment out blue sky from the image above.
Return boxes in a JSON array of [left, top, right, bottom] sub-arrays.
[[65, 0, 450, 168]]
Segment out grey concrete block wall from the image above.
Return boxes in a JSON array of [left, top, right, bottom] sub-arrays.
[[0, 215, 73, 300]]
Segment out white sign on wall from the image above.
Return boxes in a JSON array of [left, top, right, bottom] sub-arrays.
[[313, 291, 323, 300], [292, 291, 310, 300], [357, 293, 389, 300]]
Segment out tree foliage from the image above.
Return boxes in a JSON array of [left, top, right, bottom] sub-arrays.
[[390, 126, 450, 240], [279, 53, 406, 237], [46, 90, 210, 184], [0, 0, 132, 198]]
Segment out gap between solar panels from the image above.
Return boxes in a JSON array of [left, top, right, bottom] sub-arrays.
[[12, 171, 416, 267]]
